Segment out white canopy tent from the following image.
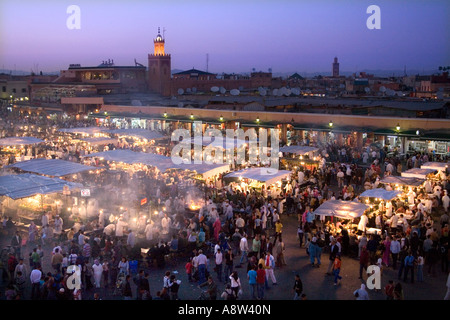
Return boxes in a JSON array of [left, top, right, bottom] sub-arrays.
[[0, 137, 44, 146], [279, 145, 319, 155], [359, 189, 403, 201], [58, 127, 104, 135], [421, 162, 448, 172], [104, 129, 166, 141], [401, 168, 436, 179], [80, 137, 118, 145], [225, 168, 291, 186], [379, 176, 425, 187], [177, 163, 231, 180], [313, 200, 369, 219]]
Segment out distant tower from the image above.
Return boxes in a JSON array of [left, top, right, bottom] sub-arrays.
[[148, 27, 171, 96], [332, 57, 339, 77]]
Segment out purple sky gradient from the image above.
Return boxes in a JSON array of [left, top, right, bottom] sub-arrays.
[[1, 0, 449, 74]]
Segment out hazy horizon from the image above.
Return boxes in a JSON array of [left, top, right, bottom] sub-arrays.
[[1, 0, 449, 75]]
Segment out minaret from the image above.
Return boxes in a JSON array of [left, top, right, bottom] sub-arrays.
[[148, 27, 171, 96], [332, 57, 339, 77]]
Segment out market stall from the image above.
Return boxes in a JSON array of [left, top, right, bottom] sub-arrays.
[[224, 167, 291, 190], [421, 161, 449, 172], [0, 173, 83, 226], [401, 168, 437, 179], [359, 189, 403, 201], [379, 176, 425, 188], [0, 137, 45, 146], [5, 158, 98, 177], [313, 200, 369, 219]]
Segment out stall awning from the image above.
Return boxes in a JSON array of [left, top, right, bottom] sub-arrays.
[[105, 129, 166, 141], [313, 200, 369, 219], [279, 145, 319, 155], [421, 162, 448, 172], [80, 137, 118, 145], [0, 173, 83, 200], [6, 159, 97, 177], [58, 127, 104, 135], [379, 176, 425, 187], [224, 168, 291, 186], [83, 149, 230, 176], [401, 168, 436, 179], [0, 137, 45, 146], [176, 163, 231, 180], [359, 189, 403, 200]]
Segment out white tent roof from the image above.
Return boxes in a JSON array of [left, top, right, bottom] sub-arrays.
[[0, 173, 83, 199], [0, 137, 44, 146], [359, 189, 403, 200], [58, 127, 103, 135], [186, 136, 250, 150], [380, 176, 425, 187], [177, 163, 230, 179], [421, 162, 448, 171], [401, 168, 436, 179], [105, 129, 166, 141], [313, 200, 369, 219], [80, 137, 118, 145], [279, 145, 319, 155], [225, 168, 291, 186], [6, 158, 97, 177]]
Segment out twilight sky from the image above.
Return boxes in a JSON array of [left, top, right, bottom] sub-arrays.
[[0, 0, 449, 75]]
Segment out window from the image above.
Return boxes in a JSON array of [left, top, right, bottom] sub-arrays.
[[12, 88, 16, 93], [2, 86, 5, 92], [22, 88, 27, 93]]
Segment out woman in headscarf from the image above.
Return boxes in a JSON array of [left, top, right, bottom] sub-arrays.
[[353, 284, 369, 300], [92, 259, 103, 288]]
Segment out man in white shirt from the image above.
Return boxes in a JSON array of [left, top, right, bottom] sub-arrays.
[[161, 214, 171, 241], [215, 248, 223, 282], [30, 265, 42, 300], [390, 237, 401, 270], [197, 249, 208, 285], [238, 234, 249, 266], [127, 229, 136, 248]]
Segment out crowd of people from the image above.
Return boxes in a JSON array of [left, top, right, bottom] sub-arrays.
[[0, 111, 449, 300]]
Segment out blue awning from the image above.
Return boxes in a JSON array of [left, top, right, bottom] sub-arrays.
[[0, 173, 83, 199], [359, 189, 403, 200], [6, 159, 97, 177]]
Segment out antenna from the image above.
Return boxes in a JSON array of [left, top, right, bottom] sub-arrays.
[[206, 53, 209, 73], [163, 27, 166, 39]]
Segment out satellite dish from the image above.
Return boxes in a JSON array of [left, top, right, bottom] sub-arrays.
[[277, 89, 283, 97], [220, 87, 226, 94], [186, 88, 191, 93], [230, 89, 240, 96], [386, 89, 395, 97], [238, 86, 244, 91], [379, 86, 386, 93], [364, 87, 370, 94], [272, 89, 278, 96], [178, 102, 184, 108], [177, 88, 184, 95], [211, 86, 219, 92], [284, 89, 291, 96], [192, 87, 197, 93], [436, 91, 444, 99], [291, 88, 300, 96], [259, 88, 267, 96], [131, 100, 142, 106]]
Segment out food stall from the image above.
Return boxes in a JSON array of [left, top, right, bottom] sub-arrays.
[[224, 167, 291, 192], [401, 168, 437, 180], [279, 145, 320, 171]]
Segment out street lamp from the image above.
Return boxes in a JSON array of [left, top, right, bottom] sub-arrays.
[[219, 115, 224, 122], [163, 112, 168, 118], [256, 117, 260, 123], [396, 123, 400, 132], [329, 120, 333, 128], [190, 113, 194, 120]]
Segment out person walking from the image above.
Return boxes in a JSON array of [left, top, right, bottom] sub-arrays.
[[390, 236, 401, 270], [359, 246, 369, 280], [215, 248, 223, 282], [353, 284, 369, 300], [247, 265, 257, 300], [326, 239, 339, 275], [238, 234, 249, 267], [403, 251, 415, 283], [30, 264, 42, 300], [224, 248, 234, 283], [264, 251, 277, 286], [229, 271, 241, 299], [293, 274, 303, 300], [122, 274, 133, 300], [384, 280, 395, 300], [332, 254, 342, 286], [92, 259, 103, 288], [256, 263, 266, 300]]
